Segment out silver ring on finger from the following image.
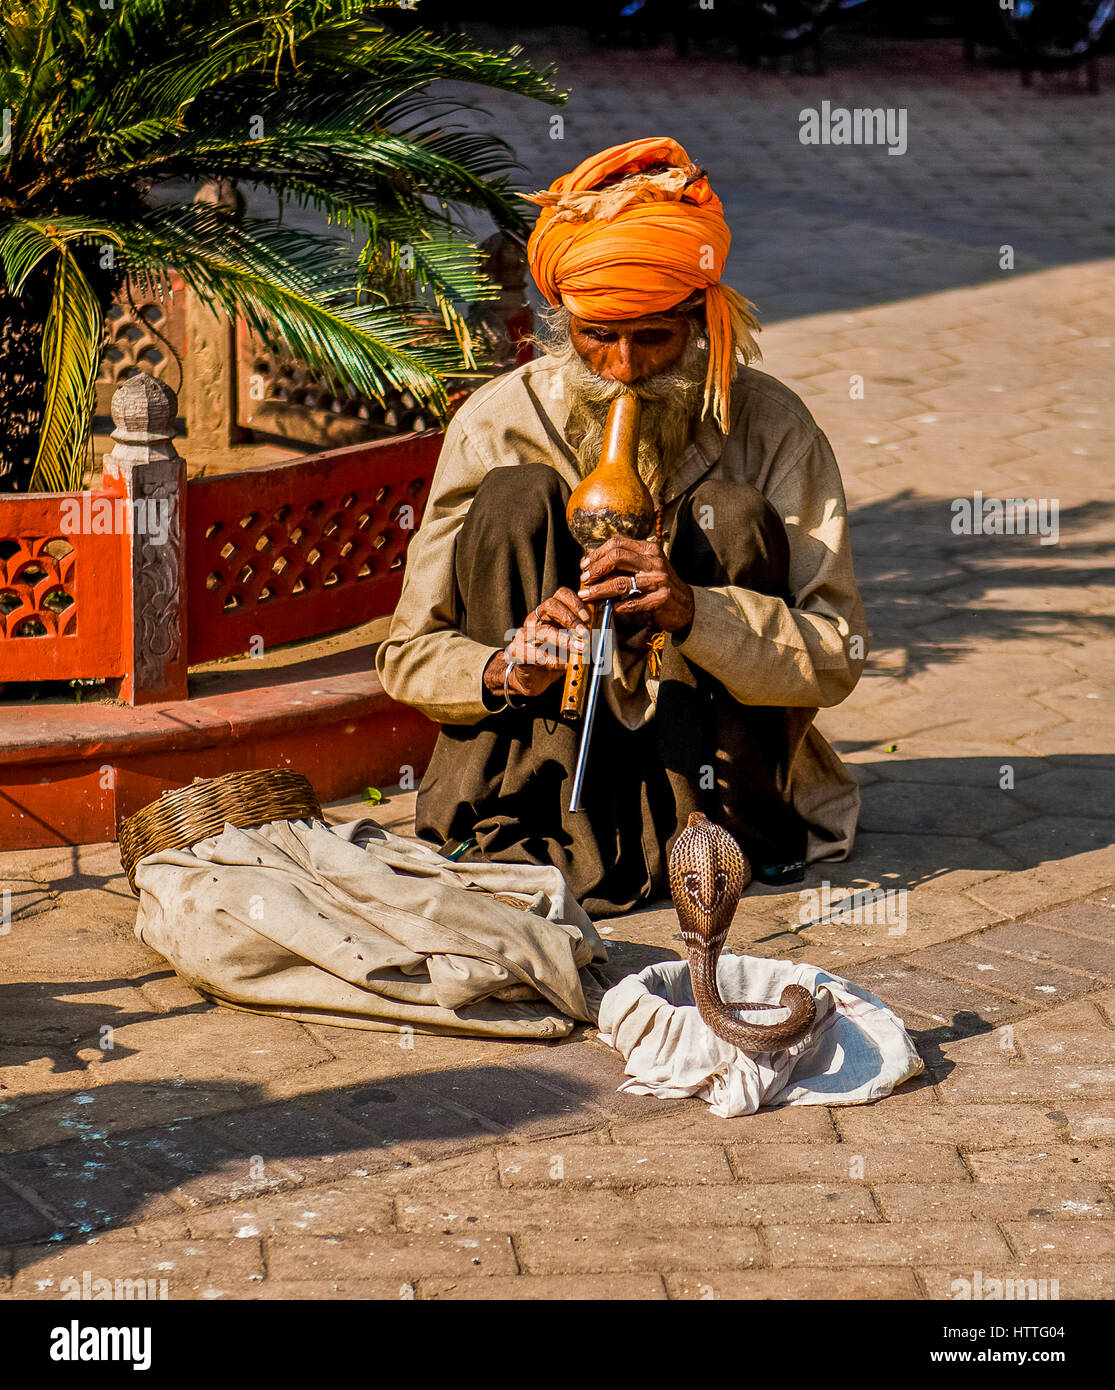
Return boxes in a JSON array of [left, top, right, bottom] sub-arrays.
[[628, 574, 642, 599]]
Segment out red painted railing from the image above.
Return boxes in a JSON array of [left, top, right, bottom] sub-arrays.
[[0, 430, 439, 698], [186, 431, 438, 665], [0, 486, 128, 683]]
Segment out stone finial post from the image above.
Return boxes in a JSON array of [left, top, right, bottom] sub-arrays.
[[102, 375, 189, 705]]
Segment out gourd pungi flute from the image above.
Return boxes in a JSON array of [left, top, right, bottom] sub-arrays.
[[560, 392, 655, 812]]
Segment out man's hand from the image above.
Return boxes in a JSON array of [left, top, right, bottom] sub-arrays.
[[482, 586, 591, 700], [578, 536, 695, 634]]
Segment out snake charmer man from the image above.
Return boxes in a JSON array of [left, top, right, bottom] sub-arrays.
[[377, 137, 868, 916]]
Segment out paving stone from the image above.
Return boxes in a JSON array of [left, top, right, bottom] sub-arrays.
[[1015, 994, 1114, 1030], [267, 1233, 517, 1281], [99, 1008, 332, 1085], [415, 1064, 602, 1141], [79, 1218, 190, 1242], [1090, 985, 1115, 1024], [0, 981, 156, 1052], [1020, 719, 1115, 761], [235, 1279, 413, 1300], [2, 889, 143, 951], [965, 1146, 1114, 1182], [806, 830, 1022, 894], [324, 1079, 502, 1161], [872, 1183, 1111, 1223], [0, 1050, 116, 1104], [186, 1184, 396, 1238], [763, 1222, 1012, 1269], [374, 1151, 500, 1194], [858, 783, 1035, 837], [634, 1183, 880, 1226], [938, 1065, 1115, 1106], [515, 1225, 763, 1275], [297, 1022, 530, 1078], [610, 1103, 838, 1147], [1063, 1111, 1115, 1142], [0, 1177, 58, 1245], [1027, 901, 1115, 944], [0, 1084, 248, 1153], [395, 1188, 632, 1235], [728, 1142, 968, 1184], [0, 1142, 184, 1236], [665, 1268, 920, 1299], [904, 941, 1102, 1008], [1014, 769, 1115, 822], [937, 1028, 1022, 1066], [138, 975, 209, 1012], [419, 1274, 668, 1300], [0, 880, 57, 925], [113, 1123, 304, 1210], [850, 960, 1029, 1031], [856, 691, 1063, 747], [972, 921, 1115, 982], [11, 1238, 265, 1299], [498, 1143, 735, 1189], [504, 1041, 688, 1123], [1015, 1031, 1115, 1065], [1003, 1219, 1115, 1265], [199, 1102, 405, 1182], [974, 825, 1115, 916], [918, 1264, 1113, 1301], [833, 1104, 1068, 1149]]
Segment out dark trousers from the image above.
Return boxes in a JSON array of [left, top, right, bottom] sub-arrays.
[[416, 464, 808, 915]]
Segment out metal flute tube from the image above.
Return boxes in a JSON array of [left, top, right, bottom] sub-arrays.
[[567, 599, 613, 813]]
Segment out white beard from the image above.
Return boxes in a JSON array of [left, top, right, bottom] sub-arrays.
[[535, 309, 708, 484]]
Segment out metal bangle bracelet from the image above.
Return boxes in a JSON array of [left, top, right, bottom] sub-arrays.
[[503, 655, 527, 710]]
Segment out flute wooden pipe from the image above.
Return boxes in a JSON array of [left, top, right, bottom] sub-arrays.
[[560, 393, 655, 809]]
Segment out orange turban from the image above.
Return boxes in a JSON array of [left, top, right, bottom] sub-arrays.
[[524, 137, 760, 434]]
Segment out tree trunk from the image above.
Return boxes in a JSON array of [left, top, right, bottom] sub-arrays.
[[0, 278, 50, 493]]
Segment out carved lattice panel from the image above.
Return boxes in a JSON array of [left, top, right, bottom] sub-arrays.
[[186, 432, 441, 665], [95, 275, 186, 419], [0, 536, 77, 640]]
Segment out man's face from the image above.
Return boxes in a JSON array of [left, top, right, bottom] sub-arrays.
[[569, 312, 691, 386]]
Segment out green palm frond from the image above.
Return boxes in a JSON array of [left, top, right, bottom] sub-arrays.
[[29, 244, 105, 493], [114, 209, 461, 409], [0, 0, 566, 492], [0, 218, 60, 292]]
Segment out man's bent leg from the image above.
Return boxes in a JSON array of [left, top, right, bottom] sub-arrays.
[[415, 463, 660, 914], [656, 478, 811, 876]]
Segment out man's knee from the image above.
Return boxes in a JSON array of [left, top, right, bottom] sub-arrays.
[[674, 478, 790, 593], [470, 462, 568, 526]]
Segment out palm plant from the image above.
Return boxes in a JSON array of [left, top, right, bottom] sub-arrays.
[[0, 0, 563, 492]]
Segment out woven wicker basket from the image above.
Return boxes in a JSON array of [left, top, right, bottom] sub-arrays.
[[118, 768, 323, 894]]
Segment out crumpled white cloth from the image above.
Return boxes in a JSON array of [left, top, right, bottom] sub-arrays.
[[597, 954, 923, 1117], [134, 817, 605, 1039]]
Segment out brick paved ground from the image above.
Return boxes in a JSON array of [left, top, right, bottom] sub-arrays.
[[1, 30, 1112, 1300]]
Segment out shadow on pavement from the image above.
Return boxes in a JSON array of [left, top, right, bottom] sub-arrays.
[[850, 492, 1115, 680], [0, 1053, 633, 1269]]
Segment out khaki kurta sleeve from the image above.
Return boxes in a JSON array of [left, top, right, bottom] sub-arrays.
[[375, 415, 501, 724], [673, 429, 867, 709]]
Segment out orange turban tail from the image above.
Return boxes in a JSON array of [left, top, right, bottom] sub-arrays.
[[524, 137, 759, 434]]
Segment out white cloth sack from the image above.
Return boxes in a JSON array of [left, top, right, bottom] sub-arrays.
[[597, 954, 923, 1117]]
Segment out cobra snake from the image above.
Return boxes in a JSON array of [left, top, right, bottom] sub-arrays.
[[669, 812, 817, 1054]]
